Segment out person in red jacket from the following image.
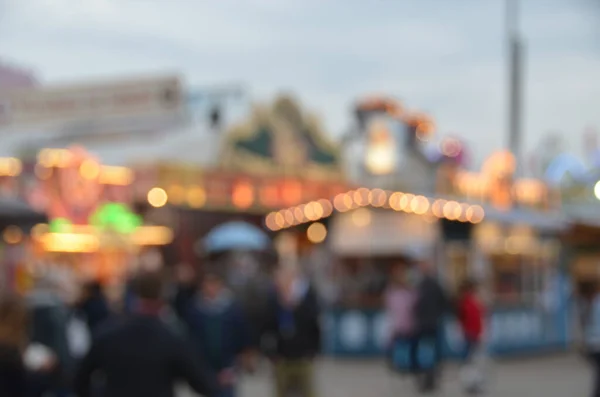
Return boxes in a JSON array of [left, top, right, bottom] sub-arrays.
[[457, 279, 484, 361]]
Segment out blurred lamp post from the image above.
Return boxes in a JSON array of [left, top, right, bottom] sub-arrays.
[[507, 0, 524, 173]]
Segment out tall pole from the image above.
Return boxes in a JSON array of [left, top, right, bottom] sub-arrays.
[[507, 0, 523, 170]]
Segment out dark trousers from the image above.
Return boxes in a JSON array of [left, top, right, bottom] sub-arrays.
[[413, 328, 442, 393], [592, 353, 600, 397]]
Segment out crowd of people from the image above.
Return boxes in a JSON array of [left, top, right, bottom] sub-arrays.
[[384, 260, 485, 395], [0, 259, 322, 397]]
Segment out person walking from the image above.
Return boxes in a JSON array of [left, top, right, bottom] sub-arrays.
[[27, 272, 74, 397], [183, 271, 252, 397], [456, 279, 485, 395], [74, 270, 217, 397], [263, 266, 321, 397], [0, 294, 28, 397], [412, 261, 450, 393], [76, 281, 111, 335], [385, 262, 417, 373]]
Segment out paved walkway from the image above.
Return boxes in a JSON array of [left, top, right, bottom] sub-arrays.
[[181, 354, 591, 396]]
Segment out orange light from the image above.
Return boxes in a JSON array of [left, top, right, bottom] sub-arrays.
[[232, 182, 254, 209], [282, 181, 302, 206], [187, 186, 206, 208]]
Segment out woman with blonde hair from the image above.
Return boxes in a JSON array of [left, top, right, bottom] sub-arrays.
[[0, 294, 28, 397]]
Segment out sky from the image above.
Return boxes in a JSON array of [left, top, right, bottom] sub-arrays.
[[0, 0, 599, 167]]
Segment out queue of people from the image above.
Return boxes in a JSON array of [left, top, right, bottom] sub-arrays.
[[0, 259, 322, 397]]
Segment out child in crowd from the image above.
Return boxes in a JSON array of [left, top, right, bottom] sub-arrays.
[[457, 279, 485, 395]]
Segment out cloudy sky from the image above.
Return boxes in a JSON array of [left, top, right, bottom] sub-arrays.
[[0, 0, 598, 166]]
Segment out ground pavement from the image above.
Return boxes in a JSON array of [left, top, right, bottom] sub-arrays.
[[180, 354, 590, 397]]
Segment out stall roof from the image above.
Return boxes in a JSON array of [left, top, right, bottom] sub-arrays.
[[480, 205, 568, 231], [562, 203, 600, 229], [329, 210, 438, 257], [0, 196, 47, 228]]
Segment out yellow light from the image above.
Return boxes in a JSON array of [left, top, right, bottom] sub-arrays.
[[167, 185, 186, 205], [3, 226, 22, 244], [266, 212, 278, 231], [458, 203, 470, 222], [369, 188, 387, 207], [466, 205, 485, 224], [294, 207, 305, 223], [6, 158, 21, 176], [333, 194, 347, 212], [303, 203, 314, 220], [131, 226, 174, 246], [343, 193, 354, 211], [389, 192, 403, 211], [413, 196, 430, 215], [186, 186, 206, 208], [307, 222, 327, 244], [402, 194, 414, 212], [38, 233, 100, 253], [443, 201, 460, 220], [80, 159, 101, 180], [351, 208, 371, 227], [147, 187, 168, 208], [284, 209, 295, 225], [353, 188, 368, 206], [432, 199, 446, 218], [99, 166, 134, 186], [319, 199, 333, 217], [275, 212, 285, 228], [304, 202, 323, 221]]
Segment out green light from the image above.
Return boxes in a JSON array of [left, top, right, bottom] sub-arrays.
[[90, 203, 141, 234], [49, 218, 73, 233]]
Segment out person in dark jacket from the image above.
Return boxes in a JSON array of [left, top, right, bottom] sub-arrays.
[[263, 267, 321, 397], [27, 274, 73, 397], [412, 261, 450, 393], [74, 270, 217, 397], [184, 271, 252, 397], [77, 281, 111, 335], [0, 294, 28, 397]]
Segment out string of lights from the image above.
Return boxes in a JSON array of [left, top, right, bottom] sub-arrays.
[[265, 187, 485, 232]]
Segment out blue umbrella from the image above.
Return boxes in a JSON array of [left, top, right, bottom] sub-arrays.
[[202, 221, 271, 253]]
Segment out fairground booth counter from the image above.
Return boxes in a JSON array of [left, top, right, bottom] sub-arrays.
[[269, 148, 571, 358], [130, 96, 350, 271], [17, 147, 173, 298]]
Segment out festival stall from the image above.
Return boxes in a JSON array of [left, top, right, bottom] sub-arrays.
[[131, 95, 349, 269], [20, 146, 173, 293], [269, 143, 570, 357]]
